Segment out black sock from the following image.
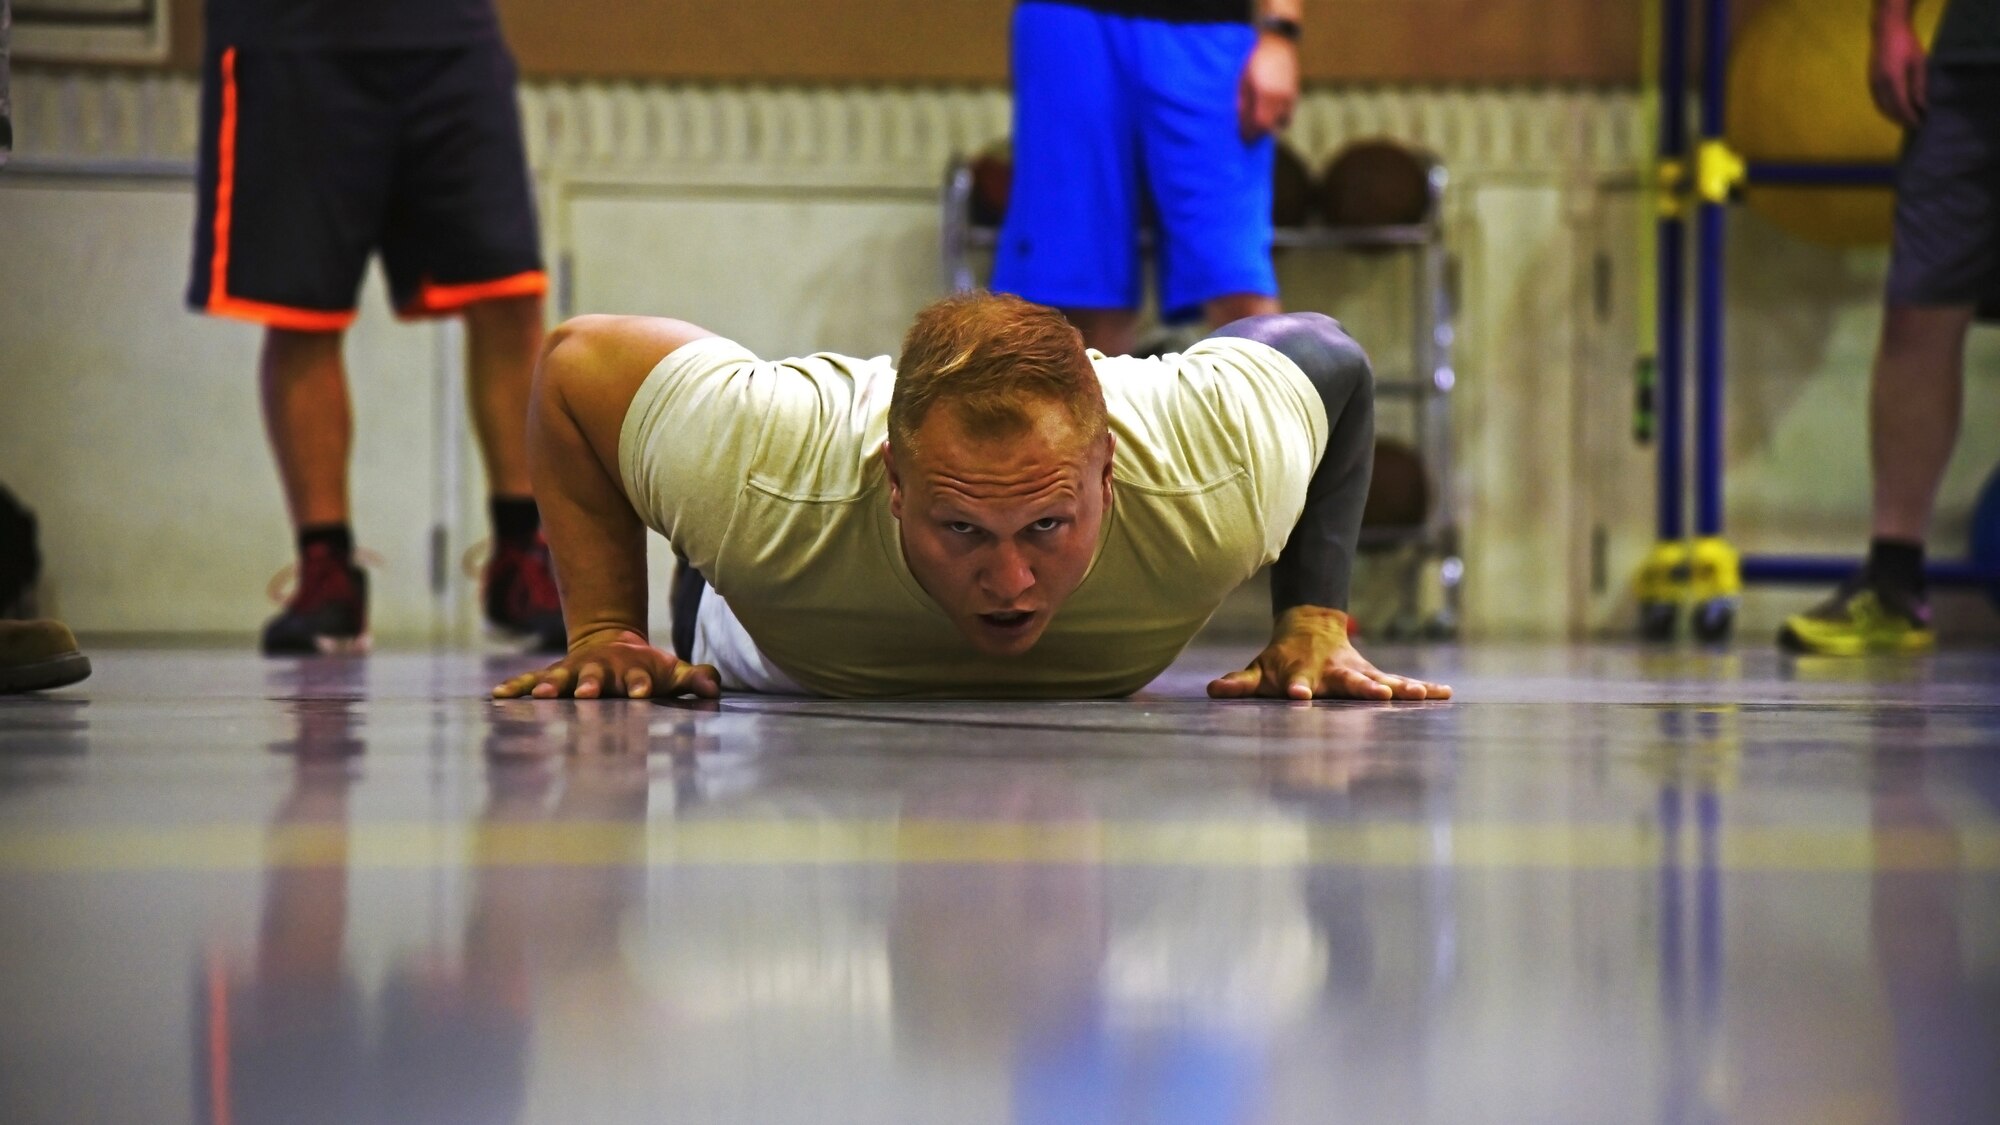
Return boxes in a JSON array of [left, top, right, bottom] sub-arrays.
[[298, 523, 354, 559], [490, 496, 541, 545], [1866, 538, 1926, 600]]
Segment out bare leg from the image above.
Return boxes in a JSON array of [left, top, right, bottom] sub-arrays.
[[260, 328, 352, 529], [463, 294, 545, 498], [1062, 307, 1142, 358], [1203, 292, 1282, 330], [1870, 303, 1975, 542]]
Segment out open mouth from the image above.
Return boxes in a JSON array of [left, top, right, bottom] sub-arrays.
[[977, 610, 1037, 633]]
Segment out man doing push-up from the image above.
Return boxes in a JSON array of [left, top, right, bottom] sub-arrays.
[[493, 292, 1449, 702]]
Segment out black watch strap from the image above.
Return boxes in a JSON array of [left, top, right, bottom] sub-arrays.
[[1256, 15, 1303, 41]]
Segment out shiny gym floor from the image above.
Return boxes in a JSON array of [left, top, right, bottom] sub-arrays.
[[1, 644, 1996, 1125]]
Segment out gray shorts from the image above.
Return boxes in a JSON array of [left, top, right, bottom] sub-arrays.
[[1886, 64, 2000, 319]]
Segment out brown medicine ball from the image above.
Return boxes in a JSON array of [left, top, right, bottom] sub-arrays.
[[1319, 139, 1433, 228], [968, 140, 1012, 228], [1362, 438, 1431, 529], [1273, 140, 1313, 228]]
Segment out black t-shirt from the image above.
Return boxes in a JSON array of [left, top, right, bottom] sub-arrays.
[[1043, 0, 1253, 24], [205, 0, 502, 50]]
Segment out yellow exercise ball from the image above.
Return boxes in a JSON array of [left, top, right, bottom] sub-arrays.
[[1725, 0, 1938, 247]]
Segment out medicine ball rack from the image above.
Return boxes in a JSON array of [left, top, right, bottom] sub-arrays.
[[941, 156, 1464, 640], [1637, 0, 2000, 642]]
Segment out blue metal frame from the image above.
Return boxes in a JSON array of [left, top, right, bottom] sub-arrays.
[[1694, 0, 1730, 539], [1656, 0, 2000, 590], [1739, 558, 2000, 588], [1655, 0, 1689, 543], [1744, 162, 1897, 187]]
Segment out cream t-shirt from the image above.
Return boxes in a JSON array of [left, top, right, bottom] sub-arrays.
[[618, 336, 1328, 698]]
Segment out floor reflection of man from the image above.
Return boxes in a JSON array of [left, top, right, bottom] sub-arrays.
[[197, 699, 661, 1124], [1264, 705, 1447, 1122], [887, 774, 1107, 1068], [885, 769, 1284, 1125], [400, 702, 655, 1117], [195, 700, 369, 1125], [377, 704, 657, 1123], [1866, 712, 2000, 1124]]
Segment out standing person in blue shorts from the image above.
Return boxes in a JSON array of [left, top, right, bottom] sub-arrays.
[[187, 0, 563, 655], [1781, 0, 2000, 654], [992, 1, 1303, 358]]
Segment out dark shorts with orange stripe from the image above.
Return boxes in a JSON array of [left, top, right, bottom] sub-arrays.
[[187, 39, 545, 331]]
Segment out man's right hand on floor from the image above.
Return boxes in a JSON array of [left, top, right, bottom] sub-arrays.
[[492, 628, 720, 700]]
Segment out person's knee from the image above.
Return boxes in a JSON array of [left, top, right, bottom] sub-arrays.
[[1880, 302, 1975, 357], [260, 327, 344, 386], [464, 293, 544, 336]]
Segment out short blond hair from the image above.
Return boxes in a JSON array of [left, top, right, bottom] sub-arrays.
[[889, 292, 1107, 455]]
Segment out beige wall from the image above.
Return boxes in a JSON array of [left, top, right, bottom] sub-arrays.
[[119, 2, 1646, 84], [3, 70, 1997, 645]]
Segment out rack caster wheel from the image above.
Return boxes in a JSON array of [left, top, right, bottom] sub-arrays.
[[1690, 599, 1735, 643], [1639, 601, 1678, 642]]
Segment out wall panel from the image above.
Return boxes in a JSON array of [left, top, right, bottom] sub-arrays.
[[130, 1, 1645, 85]]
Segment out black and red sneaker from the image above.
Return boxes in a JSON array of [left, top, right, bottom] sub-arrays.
[[484, 533, 566, 653], [262, 544, 370, 656]]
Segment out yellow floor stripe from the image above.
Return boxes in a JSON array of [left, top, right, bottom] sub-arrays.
[[0, 820, 1996, 873]]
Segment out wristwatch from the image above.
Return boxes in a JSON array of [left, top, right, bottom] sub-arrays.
[[1256, 15, 1303, 42]]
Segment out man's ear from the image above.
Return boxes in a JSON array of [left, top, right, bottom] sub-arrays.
[[882, 439, 904, 520]]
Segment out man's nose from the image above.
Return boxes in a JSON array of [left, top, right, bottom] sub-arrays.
[[981, 541, 1035, 602]]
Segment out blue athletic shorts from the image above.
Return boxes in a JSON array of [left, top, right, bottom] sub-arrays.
[[991, 1, 1276, 321]]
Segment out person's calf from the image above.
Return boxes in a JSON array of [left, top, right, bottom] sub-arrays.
[[259, 327, 352, 530], [465, 295, 546, 497], [1868, 302, 1973, 543]]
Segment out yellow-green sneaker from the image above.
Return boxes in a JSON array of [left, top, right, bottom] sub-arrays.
[[1778, 580, 1934, 656]]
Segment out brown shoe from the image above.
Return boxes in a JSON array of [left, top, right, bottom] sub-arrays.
[[0, 619, 92, 694]]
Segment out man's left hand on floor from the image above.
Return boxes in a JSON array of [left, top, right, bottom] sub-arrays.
[[1207, 606, 1451, 702]]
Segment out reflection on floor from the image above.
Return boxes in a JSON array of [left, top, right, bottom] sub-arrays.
[[0, 645, 1996, 1124]]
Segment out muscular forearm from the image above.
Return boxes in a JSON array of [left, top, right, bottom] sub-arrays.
[[1207, 312, 1375, 617], [538, 481, 650, 646], [530, 363, 651, 645], [527, 315, 713, 646], [498, 316, 728, 700]]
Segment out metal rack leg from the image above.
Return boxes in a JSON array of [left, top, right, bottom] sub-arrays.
[[1638, 0, 1694, 641], [1685, 0, 1742, 642]]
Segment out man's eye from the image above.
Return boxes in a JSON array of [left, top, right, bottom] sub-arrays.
[[947, 522, 978, 535], [1030, 518, 1063, 532]]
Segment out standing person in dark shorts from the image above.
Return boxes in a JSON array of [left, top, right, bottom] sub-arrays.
[[188, 0, 562, 655], [991, 0, 1302, 358], [1782, 0, 2000, 655]]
